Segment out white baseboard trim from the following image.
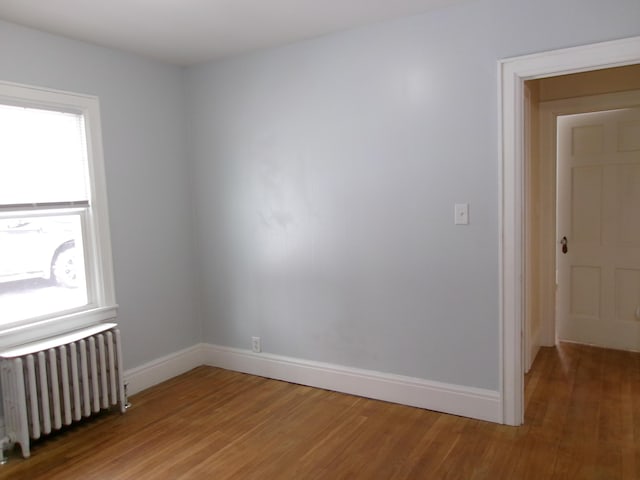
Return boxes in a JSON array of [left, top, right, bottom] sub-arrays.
[[202, 344, 501, 423], [124, 343, 206, 396]]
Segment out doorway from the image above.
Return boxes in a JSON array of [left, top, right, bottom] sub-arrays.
[[499, 36, 640, 426], [524, 71, 640, 372]]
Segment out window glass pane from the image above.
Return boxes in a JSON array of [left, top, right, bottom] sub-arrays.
[[0, 214, 88, 326], [0, 104, 89, 205]]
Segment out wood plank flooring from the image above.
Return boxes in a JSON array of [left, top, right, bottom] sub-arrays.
[[2, 342, 639, 479]]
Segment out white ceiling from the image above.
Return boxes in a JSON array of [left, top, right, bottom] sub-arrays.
[[0, 0, 469, 66]]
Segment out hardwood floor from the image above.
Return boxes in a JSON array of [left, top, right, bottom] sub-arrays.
[[2, 343, 639, 479]]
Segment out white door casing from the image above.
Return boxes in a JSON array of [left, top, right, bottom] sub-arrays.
[[523, 83, 541, 373], [556, 107, 640, 351], [523, 83, 532, 372], [499, 35, 640, 426]]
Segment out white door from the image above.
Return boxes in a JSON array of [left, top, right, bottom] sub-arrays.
[[557, 107, 640, 351]]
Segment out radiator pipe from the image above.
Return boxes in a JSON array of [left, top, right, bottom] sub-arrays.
[[124, 382, 132, 409], [0, 435, 11, 464]]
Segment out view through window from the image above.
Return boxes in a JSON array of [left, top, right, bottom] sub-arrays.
[[0, 102, 92, 326]]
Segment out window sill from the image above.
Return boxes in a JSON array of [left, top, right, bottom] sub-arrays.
[[0, 305, 118, 350]]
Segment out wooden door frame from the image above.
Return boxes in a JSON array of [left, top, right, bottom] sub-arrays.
[[498, 36, 640, 426]]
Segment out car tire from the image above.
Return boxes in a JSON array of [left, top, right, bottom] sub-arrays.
[[52, 244, 79, 288]]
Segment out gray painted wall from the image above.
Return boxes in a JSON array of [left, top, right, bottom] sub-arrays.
[[186, 0, 640, 391], [0, 20, 200, 369]]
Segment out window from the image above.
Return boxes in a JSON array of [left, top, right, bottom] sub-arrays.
[[0, 82, 116, 348]]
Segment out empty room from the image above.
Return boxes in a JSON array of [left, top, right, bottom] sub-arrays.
[[0, 0, 639, 478]]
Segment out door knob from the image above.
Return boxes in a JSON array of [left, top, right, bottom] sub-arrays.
[[560, 236, 568, 254]]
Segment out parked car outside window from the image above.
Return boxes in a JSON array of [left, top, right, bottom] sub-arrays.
[[0, 217, 80, 288]]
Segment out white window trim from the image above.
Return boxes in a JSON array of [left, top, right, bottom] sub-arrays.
[[0, 81, 117, 349]]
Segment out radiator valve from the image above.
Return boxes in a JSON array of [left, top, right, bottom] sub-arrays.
[[124, 382, 132, 410]]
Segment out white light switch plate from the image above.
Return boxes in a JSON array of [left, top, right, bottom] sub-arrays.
[[454, 203, 469, 225]]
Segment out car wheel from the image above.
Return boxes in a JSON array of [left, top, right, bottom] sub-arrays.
[[52, 245, 79, 288]]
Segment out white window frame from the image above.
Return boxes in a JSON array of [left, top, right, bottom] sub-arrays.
[[0, 81, 117, 349]]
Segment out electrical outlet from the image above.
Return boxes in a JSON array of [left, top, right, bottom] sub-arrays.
[[251, 336, 261, 353]]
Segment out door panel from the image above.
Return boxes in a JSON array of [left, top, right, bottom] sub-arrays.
[[615, 268, 640, 322], [618, 120, 640, 151], [571, 166, 602, 243], [557, 107, 640, 351], [570, 265, 601, 319], [613, 164, 640, 244]]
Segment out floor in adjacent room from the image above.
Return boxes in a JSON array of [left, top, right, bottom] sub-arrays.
[[1, 342, 639, 479]]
